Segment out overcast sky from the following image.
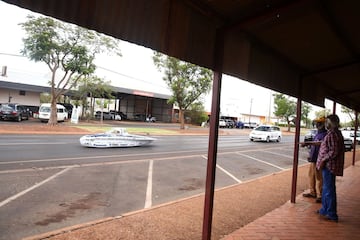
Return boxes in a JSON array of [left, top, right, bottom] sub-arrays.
[[0, 1, 344, 121]]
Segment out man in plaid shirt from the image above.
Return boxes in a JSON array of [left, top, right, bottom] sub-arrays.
[[316, 114, 345, 222]]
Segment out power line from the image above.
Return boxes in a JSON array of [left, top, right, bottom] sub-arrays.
[[0, 52, 25, 57]]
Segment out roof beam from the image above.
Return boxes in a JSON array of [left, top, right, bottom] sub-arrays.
[[302, 59, 360, 77], [223, 0, 312, 32], [317, 0, 360, 58]]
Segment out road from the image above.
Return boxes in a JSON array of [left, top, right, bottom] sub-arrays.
[[0, 133, 309, 240]]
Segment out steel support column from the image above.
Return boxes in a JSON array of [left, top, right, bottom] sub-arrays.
[[202, 29, 224, 240]]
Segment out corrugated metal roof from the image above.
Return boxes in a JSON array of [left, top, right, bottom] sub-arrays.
[[0, 80, 50, 93], [0, 80, 170, 100]]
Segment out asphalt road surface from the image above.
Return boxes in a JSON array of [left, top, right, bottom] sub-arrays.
[[0, 134, 309, 240]]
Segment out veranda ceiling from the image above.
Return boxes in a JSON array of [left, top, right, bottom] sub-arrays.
[[3, 0, 360, 111]]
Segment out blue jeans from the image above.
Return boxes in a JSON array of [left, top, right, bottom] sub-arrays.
[[319, 167, 338, 220]]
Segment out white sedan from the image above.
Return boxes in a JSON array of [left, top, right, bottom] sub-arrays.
[[249, 125, 282, 142]]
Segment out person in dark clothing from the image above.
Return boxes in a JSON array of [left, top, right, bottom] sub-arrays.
[[302, 117, 327, 203], [316, 114, 345, 222]]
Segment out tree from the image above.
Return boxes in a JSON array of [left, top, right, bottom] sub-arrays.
[[40, 93, 51, 103], [153, 53, 212, 129], [20, 15, 121, 125], [301, 102, 312, 128], [185, 101, 208, 126], [273, 93, 296, 131], [341, 105, 360, 127], [74, 76, 114, 120]]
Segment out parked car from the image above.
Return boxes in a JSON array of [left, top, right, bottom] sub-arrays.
[[244, 122, 258, 128], [0, 103, 30, 121], [343, 138, 354, 152], [109, 110, 128, 120], [225, 119, 235, 128], [58, 103, 73, 119], [235, 121, 244, 129], [249, 125, 282, 142], [95, 111, 114, 120], [341, 130, 360, 144], [303, 129, 317, 148], [38, 103, 68, 122], [134, 113, 147, 121], [219, 119, 226, 128], [303, 129, 353, 152]]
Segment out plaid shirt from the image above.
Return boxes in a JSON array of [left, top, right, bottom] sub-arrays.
[[316, 128, 345, 176]]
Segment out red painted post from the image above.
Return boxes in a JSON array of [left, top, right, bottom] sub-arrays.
[[291, 97, 302, 203], [353, 111, 358, 165], [202, 29, 224, 240]]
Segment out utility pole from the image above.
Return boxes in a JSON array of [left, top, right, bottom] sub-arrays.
[[268, 90, 272, 123], [249, 98, 253, 123]]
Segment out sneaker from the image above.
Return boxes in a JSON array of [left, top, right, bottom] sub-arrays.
[[319, 214, 338, 222], [303, 193, 316, 198]]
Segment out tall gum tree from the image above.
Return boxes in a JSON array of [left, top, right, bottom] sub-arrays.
[[273, 93, 296, 131], [20, 15, 121, 125], [153, 53, 212, 129]]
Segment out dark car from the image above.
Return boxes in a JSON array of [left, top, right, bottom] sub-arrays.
[[58, 103, 73, 119], [304, 129, 317, 143], [134, 113, 146, 121], [95, 111, 114, 120], [0, 103, 30, 122], [109, 110, 128, 120], [303, 129, 353, 152], [235, 121, 244, 129]]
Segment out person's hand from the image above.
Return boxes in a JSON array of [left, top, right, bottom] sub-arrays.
[[319, 160, 326, 169]]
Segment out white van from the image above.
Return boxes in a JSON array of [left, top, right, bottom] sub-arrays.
[[38, 103, 68, 122]]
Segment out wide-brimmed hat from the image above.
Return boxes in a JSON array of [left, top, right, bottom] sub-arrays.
[[314, 117, 326, 123]]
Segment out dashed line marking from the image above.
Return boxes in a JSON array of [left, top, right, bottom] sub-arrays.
[[236, 152, 286, 170], [201, 155, 242, 183], [144, 160, 153, 209], [262, 150, 308, 163]]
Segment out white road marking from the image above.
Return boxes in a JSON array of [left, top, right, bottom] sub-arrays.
[[144, 160, 153, 209], [0, 150, 209, 165], [236, 152, 286, 170], [262, 150, 308, 163], [0, 154, 202, 167], [0, 142, 68, 146], [0, 147, 298, 174], [0, 146, 293, 165], [201, 155, 242, 183], [0, 167, 73, 208]]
